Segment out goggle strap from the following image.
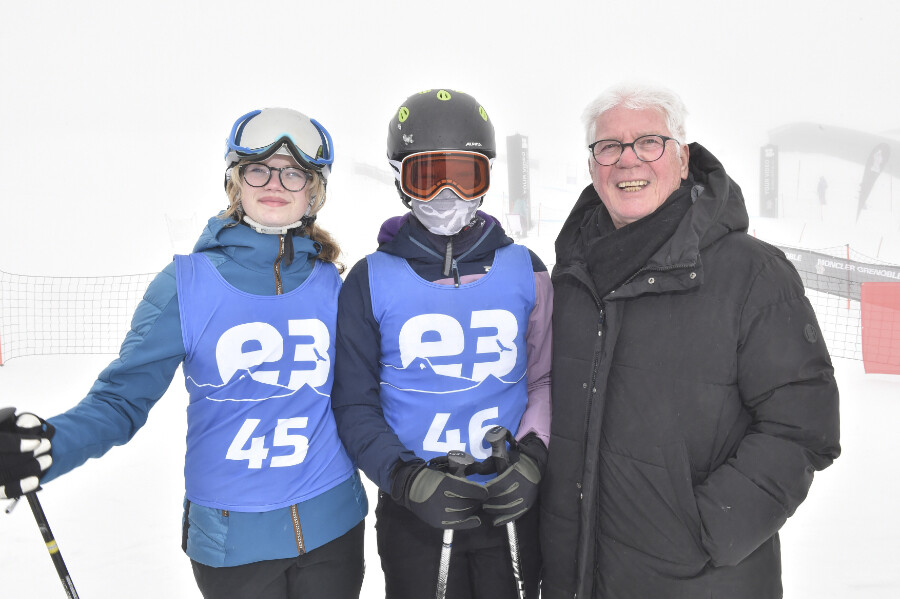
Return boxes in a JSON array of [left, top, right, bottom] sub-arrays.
[[310, 118, 334, 164], [388, 159, 403, 181], [228, 110, 262, 154]]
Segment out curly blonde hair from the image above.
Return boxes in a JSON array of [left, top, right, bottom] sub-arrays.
[[221, 161, 344, 273]]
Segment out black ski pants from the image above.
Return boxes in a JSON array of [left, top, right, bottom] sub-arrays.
[[190, 521, 364, 599], [376, 491, 541, 599]]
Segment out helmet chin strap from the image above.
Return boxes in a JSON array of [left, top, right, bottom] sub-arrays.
[[242, 214, 315, 235], [241, 200, 317, 235]]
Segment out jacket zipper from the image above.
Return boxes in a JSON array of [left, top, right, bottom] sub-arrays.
[[408, 222, 495, 288], [273, 235, 304, 553], [583, 302, 605, 465], [274, 235, 285, 295], [290, 504, 306, 554], [582, 298, 605, 506]]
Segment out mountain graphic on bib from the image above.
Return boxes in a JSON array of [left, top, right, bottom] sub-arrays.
[[380, 356, 523, 394], [186, 368, 327, 402]]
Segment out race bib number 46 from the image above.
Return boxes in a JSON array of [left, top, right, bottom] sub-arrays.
[[424, 407, 499, 459]]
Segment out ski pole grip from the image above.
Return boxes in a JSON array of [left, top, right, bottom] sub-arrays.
[[484, 426, 510, 473], [446, 450, 474, 477]]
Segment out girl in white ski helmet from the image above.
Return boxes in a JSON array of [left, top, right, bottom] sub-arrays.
[[0, 107, 368, 599]]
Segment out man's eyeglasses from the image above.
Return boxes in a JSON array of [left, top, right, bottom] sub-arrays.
[[241, 163, 312, 192], [588, 134, 679, 166]]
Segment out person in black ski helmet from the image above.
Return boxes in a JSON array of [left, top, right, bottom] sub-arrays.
[[333, 89, 553, 599], [0, 107, 368, 599], [387, 89, 495, 198]]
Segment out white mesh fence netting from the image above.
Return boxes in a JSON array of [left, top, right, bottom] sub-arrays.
[[0, 269, 156, 363]]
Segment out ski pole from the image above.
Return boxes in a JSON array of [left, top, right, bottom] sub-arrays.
[[436, 450, 474, 599], [26, 491, 81, 599], [485, 425, 527, 599]]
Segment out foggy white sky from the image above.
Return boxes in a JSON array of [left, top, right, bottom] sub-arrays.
[[2, 0, 899, 275]]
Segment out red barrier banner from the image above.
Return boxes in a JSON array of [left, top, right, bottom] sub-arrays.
[[861, 282, 900, 375]]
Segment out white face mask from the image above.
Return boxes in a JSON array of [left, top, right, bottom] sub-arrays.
[[410, 188, 480, 235]]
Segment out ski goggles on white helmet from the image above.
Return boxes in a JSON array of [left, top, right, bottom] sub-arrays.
[[225, 108, 334, 179], [390, 151, 491, 202]]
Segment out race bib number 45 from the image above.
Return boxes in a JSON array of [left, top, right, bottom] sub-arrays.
[[226, 417, 309, 469]]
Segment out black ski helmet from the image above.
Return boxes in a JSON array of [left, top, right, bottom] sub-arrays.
[[387, 89, 496, 161]]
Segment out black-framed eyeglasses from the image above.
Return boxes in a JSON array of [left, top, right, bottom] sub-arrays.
[[588, 134, 679, 166], [240, 163, 312, 192]]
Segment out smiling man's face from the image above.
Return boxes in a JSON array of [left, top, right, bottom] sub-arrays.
[[588, 106, 689, 228]]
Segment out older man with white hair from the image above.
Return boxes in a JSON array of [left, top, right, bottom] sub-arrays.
[[540, 82, 841, 599]]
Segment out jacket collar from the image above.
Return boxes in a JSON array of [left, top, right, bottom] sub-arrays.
[[191, 214, 320, 274], [376, 211, 513, 264], [555, 143, 749, 298]]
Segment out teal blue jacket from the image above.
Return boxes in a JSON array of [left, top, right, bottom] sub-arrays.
[[45, 214, 367, 567]]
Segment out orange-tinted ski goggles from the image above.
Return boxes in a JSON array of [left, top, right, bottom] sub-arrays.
[[400, 151, 491, 202]]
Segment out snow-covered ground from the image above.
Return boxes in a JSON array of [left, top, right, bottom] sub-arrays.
[[1, 353, 896, 598]]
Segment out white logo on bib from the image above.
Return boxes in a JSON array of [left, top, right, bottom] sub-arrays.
[[398, 309, 518, 380], [215, 319, 330, 389]]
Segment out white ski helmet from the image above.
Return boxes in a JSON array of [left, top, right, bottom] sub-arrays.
[[224, 108, 334, 181]]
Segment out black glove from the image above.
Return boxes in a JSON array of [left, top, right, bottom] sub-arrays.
[[482, 433, 547, 526], [0, 407, 54, 499], [390, 458, 488, 530]]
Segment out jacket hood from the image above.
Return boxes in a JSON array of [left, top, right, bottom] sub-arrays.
[[687, 142, 749, 248], [191, 214, 321, 274], [376, 211, 511, 264], [555, 142, 749, 268]]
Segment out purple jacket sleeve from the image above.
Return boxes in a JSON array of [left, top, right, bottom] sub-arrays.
[[516, 270, 552, 447]]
